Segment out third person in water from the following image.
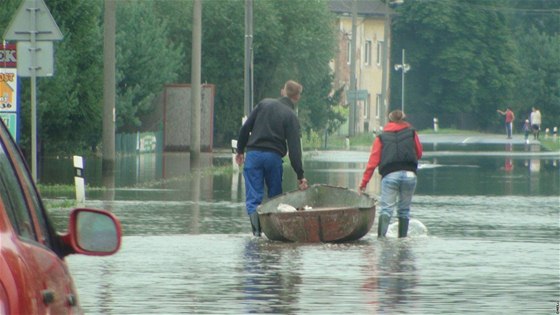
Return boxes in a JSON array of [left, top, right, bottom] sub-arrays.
[[359, 110, 423, 238]]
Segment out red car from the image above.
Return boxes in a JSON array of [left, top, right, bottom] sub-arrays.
[[0, 118, 122, 314]]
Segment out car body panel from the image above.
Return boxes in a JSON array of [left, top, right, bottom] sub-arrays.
[[0, 116, 121, 313]]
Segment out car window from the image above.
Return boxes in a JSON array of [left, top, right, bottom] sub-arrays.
[[7, 145, 51, 246], [0, 121, 52, 248], [0, 142, 36, 240]]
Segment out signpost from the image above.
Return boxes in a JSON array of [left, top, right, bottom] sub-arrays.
[[347, 89, 369, 102], [3, 0, 63, 181]]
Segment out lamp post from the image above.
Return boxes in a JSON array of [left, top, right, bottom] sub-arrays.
[[394, 49, 410, 113]]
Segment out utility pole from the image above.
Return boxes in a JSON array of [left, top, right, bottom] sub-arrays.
[[244, 0, 253, 117], [102, 0, 116, 174], [190, 0, 202, 167], [380, 2, 391, 127], [348, 0, 357, 136]]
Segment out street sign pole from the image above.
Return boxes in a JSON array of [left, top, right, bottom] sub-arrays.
[[3, 0, 63, 182], [31, 11, 38, 182]]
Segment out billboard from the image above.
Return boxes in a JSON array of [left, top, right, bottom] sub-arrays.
[[163, 84, 214, 152], [0, 43, 18, 140]]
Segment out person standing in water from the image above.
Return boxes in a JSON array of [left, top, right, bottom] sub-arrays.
[[235, 80, 308, 236], [359, 110, 423, 238]]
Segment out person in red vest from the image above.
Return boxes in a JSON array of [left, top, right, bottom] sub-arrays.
[[359, 110, 423, 238]]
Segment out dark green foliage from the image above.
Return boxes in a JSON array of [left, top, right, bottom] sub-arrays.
[[514, 26, 560, 125], [152, 0, 341, 146], [115, 0, 183, 133], [2, 0, 557, 157], [7, 0, 105, 155], [392, 0, 521, 129]]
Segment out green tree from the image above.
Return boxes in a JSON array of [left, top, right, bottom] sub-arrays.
[[152, 0, 193, 82], [508, 0, 560, 37], [0, 0, 20, 28], [154, 0, 340, 146], [115, 0, 184, 133], [391, 0, 520, 130], [507, 0, 560, 128], [269, 0, 340, 137], [39, 0, 104, 154], [208, 0, 338, 141], [514, 26, 560, 127], [2, 0, 105, 155], [2, 0, 341, 155]]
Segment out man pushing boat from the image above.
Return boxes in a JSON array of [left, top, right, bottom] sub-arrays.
[[235, 80, 309, 236]]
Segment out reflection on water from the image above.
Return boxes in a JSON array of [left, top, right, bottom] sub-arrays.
[[66, 220, 558, 314], [241, 239, 301, 314], [59, 192, 559, 314], [375, 240, 418, 314], [44, 141, 559, 314]]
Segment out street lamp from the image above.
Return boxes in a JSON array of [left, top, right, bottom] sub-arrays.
[[394, 48, 410, 113]]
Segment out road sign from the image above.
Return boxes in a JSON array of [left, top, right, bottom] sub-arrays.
[[347, 89, 369, 101], [2, 0, 63, 181], [0, 113, 17, 140], [3, 0, 63, 41], [17, 41, 54, 77]]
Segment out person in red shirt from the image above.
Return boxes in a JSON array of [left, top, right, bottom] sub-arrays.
[[359, 110, 423, 238], [497, 107, 515, 139]]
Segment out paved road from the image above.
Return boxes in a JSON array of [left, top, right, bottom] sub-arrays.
[[326, 133, 559, 161], [418, 133, 548, 145]]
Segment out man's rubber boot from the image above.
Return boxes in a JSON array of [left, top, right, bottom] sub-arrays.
[[249, 212, 261, 237], [377, 214, 390, 238], [398, 218, 409, 238]]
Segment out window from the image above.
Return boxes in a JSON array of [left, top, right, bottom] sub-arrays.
[[363, 94, 371, 119], [347, 40, 352, 65], [0, 143, 36, 240], [364, 40, 372, 65], [377, 41, 383, 65], [376, 94, 382, 118], [0, 121, 51, 247]]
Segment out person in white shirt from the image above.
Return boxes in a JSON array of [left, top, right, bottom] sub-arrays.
[[530, 107, 542, 140]]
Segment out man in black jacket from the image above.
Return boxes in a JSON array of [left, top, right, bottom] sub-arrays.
[[235, 80, 309, 236]]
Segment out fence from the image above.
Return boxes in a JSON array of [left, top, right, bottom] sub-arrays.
[[116, 131, 163, 155]]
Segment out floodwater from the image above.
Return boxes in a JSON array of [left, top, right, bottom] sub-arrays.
[[44, 135, 559, 314]]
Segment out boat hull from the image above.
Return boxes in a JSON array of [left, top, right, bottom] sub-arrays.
[[257, 185, 376, 242]]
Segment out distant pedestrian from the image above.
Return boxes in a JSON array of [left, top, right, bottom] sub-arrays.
[[522, 119, 531, 143], [359, 110, 423, 238], [530, 107, 542, 140], [497, 107, 515, 139], [235, 80, 308, 237]]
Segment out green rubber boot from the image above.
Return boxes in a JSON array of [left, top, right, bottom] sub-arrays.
[[377, 214, 390, 238], [249, 212, 261, 237], [398, 218, 409, 238]]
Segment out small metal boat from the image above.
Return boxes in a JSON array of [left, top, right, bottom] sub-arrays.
[[257, 184, 376, 242]]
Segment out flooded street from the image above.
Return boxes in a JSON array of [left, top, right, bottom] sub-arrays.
[[44, 135, 559, 314]]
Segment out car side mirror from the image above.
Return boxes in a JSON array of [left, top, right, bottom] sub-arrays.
[[63, 208, 122, 256]]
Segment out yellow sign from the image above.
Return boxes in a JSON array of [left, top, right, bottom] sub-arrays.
[[0, 68, 18, 139]]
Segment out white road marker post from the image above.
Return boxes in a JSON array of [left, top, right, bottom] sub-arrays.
[[231, 139, 239, 200], [73, 155, 85, 206]]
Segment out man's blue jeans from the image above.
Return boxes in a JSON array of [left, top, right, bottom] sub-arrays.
[[379, 171, 417, 220], [505, 122, 512, 138], [243, 151, 283, 215]]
